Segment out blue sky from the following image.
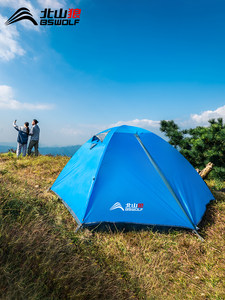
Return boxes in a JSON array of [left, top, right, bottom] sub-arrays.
[[0, 0, 225, 146]]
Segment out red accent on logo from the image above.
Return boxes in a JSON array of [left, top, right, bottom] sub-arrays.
[[138, 203, 144, 208], [68, 8, 81, 18]]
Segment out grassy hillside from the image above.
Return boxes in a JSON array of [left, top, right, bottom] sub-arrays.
[[0, 154, 224, 299]]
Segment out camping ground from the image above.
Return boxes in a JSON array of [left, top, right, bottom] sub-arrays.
[[0, 153, 224, 299]]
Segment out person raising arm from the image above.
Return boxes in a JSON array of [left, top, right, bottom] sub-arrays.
[[13, 120, 30, 157]]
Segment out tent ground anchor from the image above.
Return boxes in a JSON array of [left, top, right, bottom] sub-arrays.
[[193, 230, 204, 242], [75, 224, 82, 233]]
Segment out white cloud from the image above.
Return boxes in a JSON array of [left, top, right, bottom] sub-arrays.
[[0, 0, 40, 61], [37, 0, 66, 9], [0, 0, 80, 62], [0, 85, 53, 110], [0, 0, 39, 30], [111, 119, 160, 129], [0, 0, 36, 11], [59, 120, 161, 145], [191, 105, 225, 125], [31, 104, 225, 146], [0, 14, 25, 61], [112, 105, 225, 131]]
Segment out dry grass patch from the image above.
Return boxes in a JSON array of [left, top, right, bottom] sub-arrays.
[[0, 153, 224, 299]]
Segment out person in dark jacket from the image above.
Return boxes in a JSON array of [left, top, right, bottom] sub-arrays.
[[28, 119, 40, 156], [13, 120, 30, 157]]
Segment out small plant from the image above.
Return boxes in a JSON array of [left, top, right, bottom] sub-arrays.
[[8, 148, 16, 154], [7, 151, 14, 158], [213, 179, 225, 191], [2, 199, 25, 219], [0, 169, 8, 175]]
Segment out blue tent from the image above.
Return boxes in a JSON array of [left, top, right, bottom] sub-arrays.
[[51, 125, 214, 231]]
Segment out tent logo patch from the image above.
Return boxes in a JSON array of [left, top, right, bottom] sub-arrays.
[[125, 203, 144, 212], [110, 202, 144, 212], [110, 202, 124, 211]]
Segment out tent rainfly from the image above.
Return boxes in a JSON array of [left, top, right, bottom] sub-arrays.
[[51, 125, 214, 235]]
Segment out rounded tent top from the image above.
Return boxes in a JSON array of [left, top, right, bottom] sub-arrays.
[[95, 125, 150, 138], [89, 125, 152, 146], [51, 125, 214, 231]]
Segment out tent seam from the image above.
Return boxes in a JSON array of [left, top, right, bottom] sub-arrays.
[[135, 133, 197, 230], [82, 130, 117, 222]]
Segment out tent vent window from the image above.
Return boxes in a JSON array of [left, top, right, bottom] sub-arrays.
[[90, 130, 110, 149]]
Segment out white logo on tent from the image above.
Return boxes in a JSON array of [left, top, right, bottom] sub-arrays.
[[110, 202, 124, 211], [110, 202, 144, 212], [125, 203, 143, 212]]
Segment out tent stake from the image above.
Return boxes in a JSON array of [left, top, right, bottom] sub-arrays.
[[75, 224, 82, 233], [193, 230, 204, 242]]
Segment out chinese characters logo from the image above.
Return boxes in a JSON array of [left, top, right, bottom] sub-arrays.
[[110, 202, 144, 212], [40, 8, 81, 26], [5, 7, 81, 27]]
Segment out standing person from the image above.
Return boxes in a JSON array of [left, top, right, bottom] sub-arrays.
[[13, 120, 30, 157], [28, 119, 40, 156]]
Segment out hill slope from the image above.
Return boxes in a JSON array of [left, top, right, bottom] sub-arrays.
[[0, 154, 224, 299]]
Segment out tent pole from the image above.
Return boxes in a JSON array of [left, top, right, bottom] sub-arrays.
[[75, 224, 82, 233], [135, 134, 205, 241], [135, 133, 198, 232], [193, 230, 204, 242]]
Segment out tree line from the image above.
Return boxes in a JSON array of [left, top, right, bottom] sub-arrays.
[[160, 118, 225, 180]]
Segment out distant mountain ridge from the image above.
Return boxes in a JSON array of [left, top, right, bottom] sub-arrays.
[[0, 145, 81, 157]]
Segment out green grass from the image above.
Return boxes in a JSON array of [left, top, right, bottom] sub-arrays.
[[0, 153, 224, 299]]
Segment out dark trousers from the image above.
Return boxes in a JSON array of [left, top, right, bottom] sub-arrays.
[[28, 140, 39, 156]]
